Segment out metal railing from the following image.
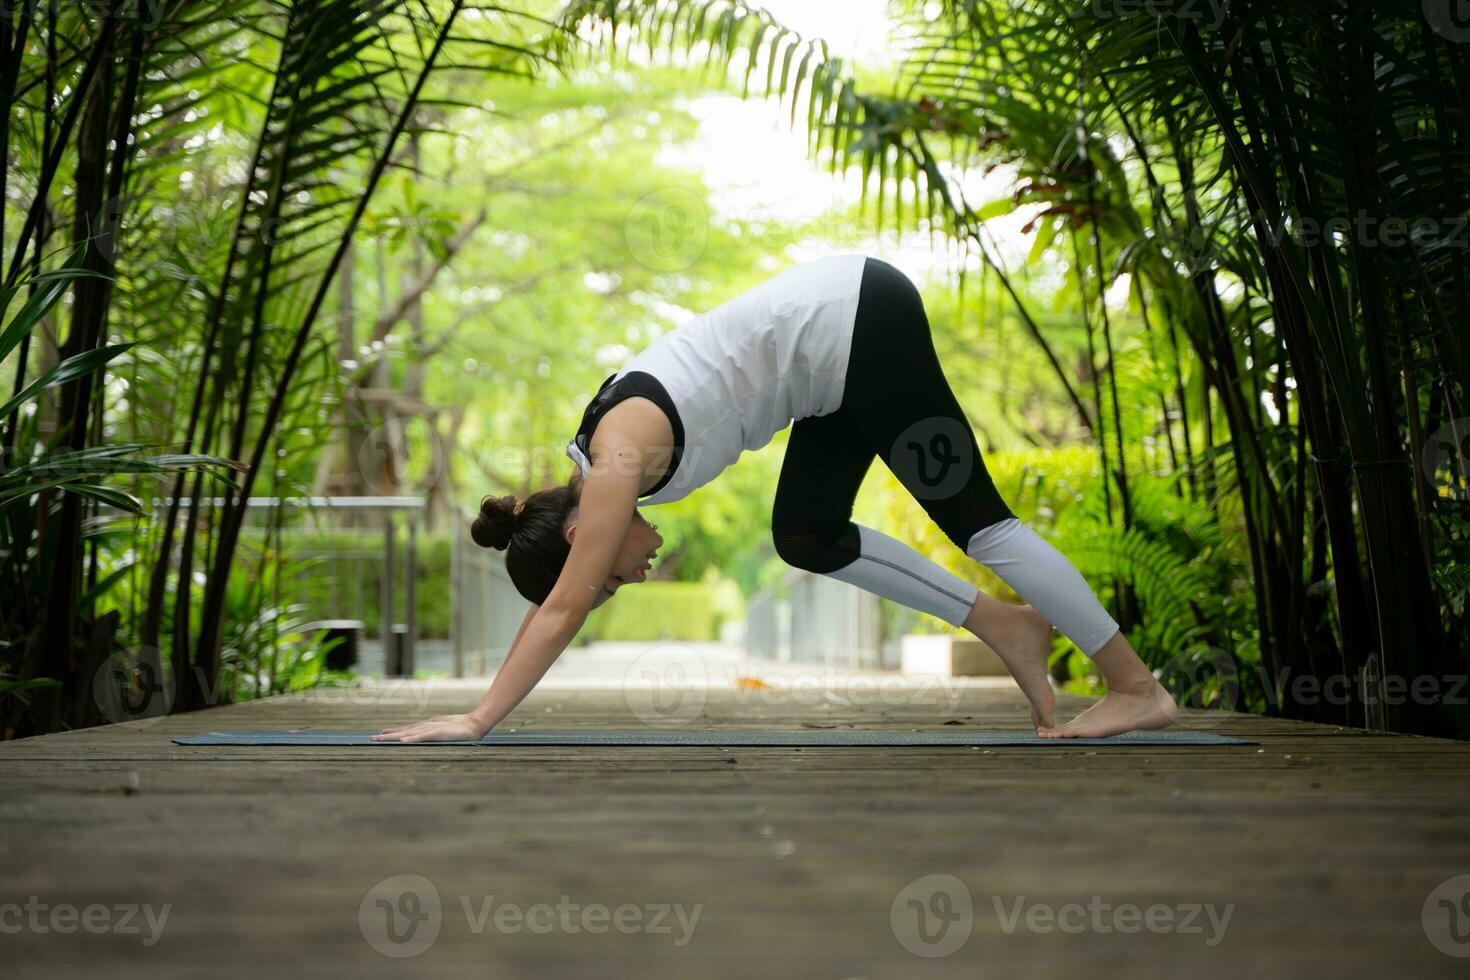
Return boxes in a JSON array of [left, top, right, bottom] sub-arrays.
[[126, 496, 425, 674], [745, 587, 790, 661], [786, 567, 883, 669], [450, 516, 532, 677], [745, 570, 883, 669]]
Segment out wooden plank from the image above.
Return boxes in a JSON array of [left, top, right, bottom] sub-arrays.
[[2, 681, 1468, 978]]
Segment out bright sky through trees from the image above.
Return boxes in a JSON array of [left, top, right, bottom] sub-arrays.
[[650, 0, 1042, 285]]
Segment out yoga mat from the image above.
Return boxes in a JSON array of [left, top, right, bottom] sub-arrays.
[[172, 728, 1255, 746]]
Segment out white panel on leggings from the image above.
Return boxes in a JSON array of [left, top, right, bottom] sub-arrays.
[[964, 518, 1119, 657], [819, 524, 980, 629]]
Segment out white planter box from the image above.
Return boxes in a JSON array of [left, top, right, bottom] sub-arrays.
[[900, 633, 1008, 677]]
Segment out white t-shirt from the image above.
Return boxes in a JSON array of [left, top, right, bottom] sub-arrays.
[[566, 253, 868, 506]]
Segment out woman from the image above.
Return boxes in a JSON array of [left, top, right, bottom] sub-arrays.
[[374, 254, 1177, 743]]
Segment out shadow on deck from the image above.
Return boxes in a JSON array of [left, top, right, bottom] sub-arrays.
[[3, 675, 1469, 978]]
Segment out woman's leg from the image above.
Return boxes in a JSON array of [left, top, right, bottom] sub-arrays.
[[771, 408, 978, 630], [837, 257, 1175, 736], [771, 407, 1059, 729]]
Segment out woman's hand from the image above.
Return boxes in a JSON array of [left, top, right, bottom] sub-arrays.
[[371, 713, 489, 743]]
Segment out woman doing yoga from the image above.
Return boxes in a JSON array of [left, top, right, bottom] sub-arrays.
[[373, 254, 1178, 743]]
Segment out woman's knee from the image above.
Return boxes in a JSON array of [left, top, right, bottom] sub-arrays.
[[771, 523, 862, 574]]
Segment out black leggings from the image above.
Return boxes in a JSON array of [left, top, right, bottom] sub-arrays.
[[771, 256, 1016, 570]]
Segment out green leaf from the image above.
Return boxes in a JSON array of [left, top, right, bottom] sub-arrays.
[[0, 342, 137, 421], [1026, 216, 1058, 266], [0, 250, 112, 365], [76, 563, 135, 616], [57, 484, 145, 513], [976, 197, 1015, 221]]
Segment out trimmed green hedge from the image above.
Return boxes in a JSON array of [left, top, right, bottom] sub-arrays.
[[579, 580, 716, 641], [241, 530, 741, 644], [240, 529, 452, 638]]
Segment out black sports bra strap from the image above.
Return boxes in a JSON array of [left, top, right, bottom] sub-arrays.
[[571, 370, 685, 499]]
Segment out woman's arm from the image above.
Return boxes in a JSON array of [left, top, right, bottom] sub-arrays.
[[463, 605, 585, 730], [372, 607, 584, 742], [512, 602, 538, 645], [496, 602, 542, 675], [463, 451, 643, 730], [373, 443, 644, 742]]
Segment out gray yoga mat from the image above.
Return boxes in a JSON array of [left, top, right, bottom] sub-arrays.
[[172, 728, 1255, 746]]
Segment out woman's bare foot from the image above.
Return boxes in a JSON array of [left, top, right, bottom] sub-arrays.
[[1037, 679, 1178, 738], [1037, 629, 1179, 738], [965, 598, 1056, 733]]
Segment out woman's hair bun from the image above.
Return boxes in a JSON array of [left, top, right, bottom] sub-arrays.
[[471, 494, 519, 550]]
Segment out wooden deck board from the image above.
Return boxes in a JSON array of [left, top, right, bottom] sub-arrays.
[[3, 681, 1469, 978]]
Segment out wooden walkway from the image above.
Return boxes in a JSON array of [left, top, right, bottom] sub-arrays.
[[4, 677, 1470, 978]]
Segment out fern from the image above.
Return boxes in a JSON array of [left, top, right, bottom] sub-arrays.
[[1053, 475, 1222, 664]]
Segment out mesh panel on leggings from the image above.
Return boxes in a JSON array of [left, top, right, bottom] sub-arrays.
[[772, 524, 863, 574]]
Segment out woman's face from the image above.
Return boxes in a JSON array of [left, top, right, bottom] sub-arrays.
[[567, 508, 664, 605]]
